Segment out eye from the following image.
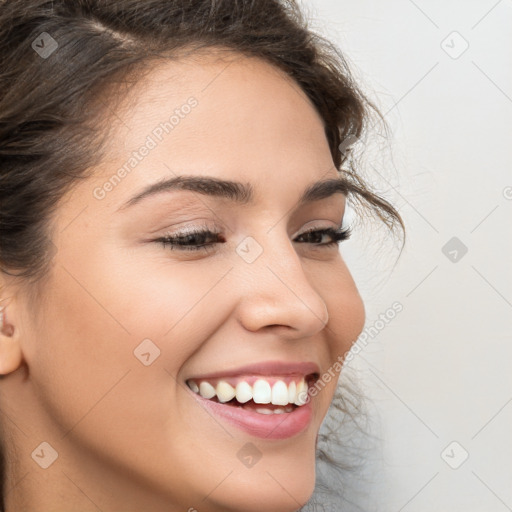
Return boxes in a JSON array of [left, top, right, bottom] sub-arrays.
[[153, 224, 351, 253], [154, 225, 224, 253], [294, 226, 352, 247]]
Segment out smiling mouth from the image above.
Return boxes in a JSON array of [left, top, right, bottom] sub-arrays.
[[185, 373, 319, 415]]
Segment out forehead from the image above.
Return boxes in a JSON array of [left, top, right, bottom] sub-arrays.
[[106, 50, 330, 152], [87, 50, 338, 212]]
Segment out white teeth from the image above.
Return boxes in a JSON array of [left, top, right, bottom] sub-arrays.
[[255, 407, 273, 415], [252, 379, 272, 404], [235, 381, 253, 404], [288, 381, 296, 403], [271, 380, 289, 406], [199, 381, 216, 399], [255, 406, 287, 415], [189, 377, 312, 407], [216, 381, 236, 403]]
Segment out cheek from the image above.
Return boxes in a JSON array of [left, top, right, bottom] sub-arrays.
[[103, 252, 236, 365], [301, 261, 365, 420], [27, 249, 235, 428], [316, 261, 366, 360], [24, 261, 207, 476], [25, 265, 144, 434], [50, 235, 234, 344]]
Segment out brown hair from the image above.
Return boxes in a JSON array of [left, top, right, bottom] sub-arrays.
[[0, 0, 404, 509]]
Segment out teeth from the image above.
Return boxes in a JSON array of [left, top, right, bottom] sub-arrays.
[[188, 376, 311, 407], [235, 381, 253, 404], [288, 381, 296, 403], [255, 407, 273, 415], [271, 380, 289, 406], [253, 379, 272, 404], [255, 406, 287, 415], [199, 381, 216, 399], [216, 381, 236, 403]]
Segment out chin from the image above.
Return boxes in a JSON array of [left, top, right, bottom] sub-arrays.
[[201, 447, 317, 512], [210, 477, 316, 512]]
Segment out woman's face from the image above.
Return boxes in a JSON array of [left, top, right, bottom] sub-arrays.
[[6, 52, 365, 511]]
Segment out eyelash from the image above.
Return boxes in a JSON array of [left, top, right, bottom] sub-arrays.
[[154, 225, 352, 253]]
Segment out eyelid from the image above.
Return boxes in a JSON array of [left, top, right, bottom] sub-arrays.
[[159, 221, 344, 240], [158, 220, 221, 237], [153, 223, 351, 254], [293, 219, 345, 236]]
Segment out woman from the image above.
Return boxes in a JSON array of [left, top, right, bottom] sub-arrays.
[[0, 1, 404, 510]]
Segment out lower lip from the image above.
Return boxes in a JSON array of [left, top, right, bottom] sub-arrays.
[[187, 389, 313, 440]]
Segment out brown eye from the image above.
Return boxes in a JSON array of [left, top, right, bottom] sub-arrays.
[[295, 227, 352, 247]]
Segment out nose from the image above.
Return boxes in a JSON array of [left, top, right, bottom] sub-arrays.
[[234, 233, 329, 339]]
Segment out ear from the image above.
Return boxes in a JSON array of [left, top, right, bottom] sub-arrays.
[[0, 297, 24, 375]]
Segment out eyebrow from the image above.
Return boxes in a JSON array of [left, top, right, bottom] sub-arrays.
[[118, 174, 349, 211]]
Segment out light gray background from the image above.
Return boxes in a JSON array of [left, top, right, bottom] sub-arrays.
[[307, 1, 512, 510]]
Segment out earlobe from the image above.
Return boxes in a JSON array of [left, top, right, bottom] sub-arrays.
[[0, 301, 24, 375]]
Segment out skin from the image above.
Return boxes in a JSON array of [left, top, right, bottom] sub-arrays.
[[0, 50, 365, 512]]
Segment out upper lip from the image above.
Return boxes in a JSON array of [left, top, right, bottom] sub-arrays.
[[186, 360, 321, 381]]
